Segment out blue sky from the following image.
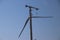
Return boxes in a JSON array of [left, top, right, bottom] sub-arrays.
[[0, 0, 60, 40]]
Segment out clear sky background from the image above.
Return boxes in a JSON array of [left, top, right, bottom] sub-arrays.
[[0, 0, 60, 40]]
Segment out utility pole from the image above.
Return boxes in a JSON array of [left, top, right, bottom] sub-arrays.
[[18, 5, 52, 40], [25, 5, 39, 40]]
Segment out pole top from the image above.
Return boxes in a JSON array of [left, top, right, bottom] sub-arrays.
[[25, 5, 39, 10]]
